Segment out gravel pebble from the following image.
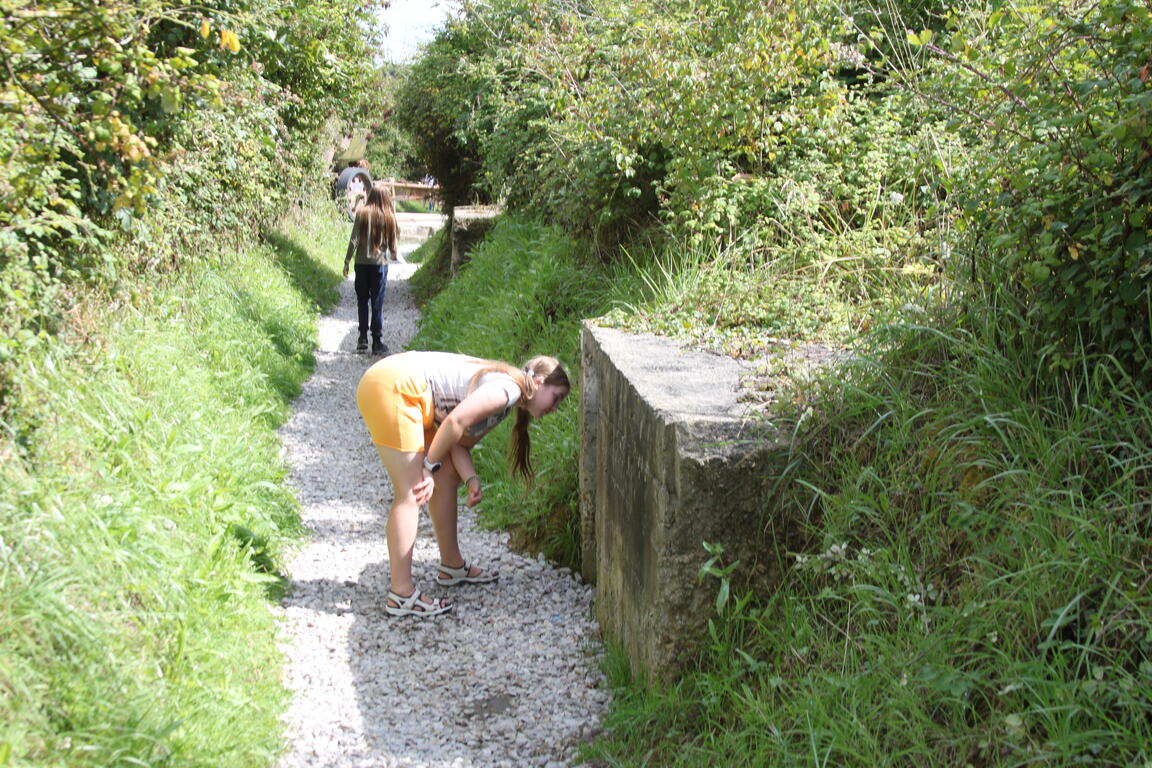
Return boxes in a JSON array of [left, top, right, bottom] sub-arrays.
[[275, 252, 608, 768]]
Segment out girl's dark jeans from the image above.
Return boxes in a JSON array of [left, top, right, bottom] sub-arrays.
[[353, 263, 388, 338]]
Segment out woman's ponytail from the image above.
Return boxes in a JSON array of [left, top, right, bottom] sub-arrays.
[[509, 409, 533, 483]]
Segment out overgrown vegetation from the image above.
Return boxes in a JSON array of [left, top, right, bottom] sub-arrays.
[[1, 0, 379, 763], [586, 321, 1152, 765], [4, 0, 1149, 761], [0, 0, 381, 409], [400, 0, 1152, 763]]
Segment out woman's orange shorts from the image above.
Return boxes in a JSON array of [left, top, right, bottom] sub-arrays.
[[355, 352, 436, 451]]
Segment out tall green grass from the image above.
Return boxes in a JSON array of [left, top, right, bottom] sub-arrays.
[[0, 207, 346, 767], [409, 213, 648, 566], [599, 226, 940, 355], [584, 314, 1152, 766]]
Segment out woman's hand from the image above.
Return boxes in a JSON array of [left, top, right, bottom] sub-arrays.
[[413, 469, 435, 505], [463, 475, 483, 508]]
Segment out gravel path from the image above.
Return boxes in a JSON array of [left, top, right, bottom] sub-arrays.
[[275, 248, 609, 768]]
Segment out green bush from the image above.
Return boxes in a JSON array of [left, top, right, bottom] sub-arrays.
[[396, 0, 949, 258], [891, 0, 1152, 381], [0, 0, 378, 413]]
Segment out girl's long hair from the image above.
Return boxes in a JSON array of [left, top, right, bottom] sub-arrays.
[[354, 181, 398, 258], [469, 355, 569, 483]]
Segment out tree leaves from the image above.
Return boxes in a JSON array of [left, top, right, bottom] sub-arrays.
[[0, 0, 381, 394]]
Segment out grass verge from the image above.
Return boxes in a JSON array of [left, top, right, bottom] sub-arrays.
[[0, 205, 346, 767]]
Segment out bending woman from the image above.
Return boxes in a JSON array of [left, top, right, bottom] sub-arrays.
[[356, 351, 570, 617]]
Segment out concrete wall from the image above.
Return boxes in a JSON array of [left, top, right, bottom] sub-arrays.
[[450, 206, 501, 273], [579, 322, 788, 679]]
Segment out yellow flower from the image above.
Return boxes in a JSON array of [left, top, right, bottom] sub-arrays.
[[219, 29, 241, 53], [200, 20, 210, 39]]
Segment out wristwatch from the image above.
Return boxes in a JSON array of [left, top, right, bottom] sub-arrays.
[[423, 457, 442, 473]]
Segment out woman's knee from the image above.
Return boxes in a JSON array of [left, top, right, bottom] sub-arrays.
[[376, 446, 424, 492]]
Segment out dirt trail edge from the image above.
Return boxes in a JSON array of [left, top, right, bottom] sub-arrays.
[[275, 248, 608, 768]]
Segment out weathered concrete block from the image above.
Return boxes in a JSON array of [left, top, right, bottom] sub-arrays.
[[579, 321, 788, 680], [450, 206, 501, 273]]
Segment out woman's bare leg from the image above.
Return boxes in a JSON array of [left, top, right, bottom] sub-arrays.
[[427, 453, 491, 580], [375, 445, 433, 600], [427, 456, 464, 569]]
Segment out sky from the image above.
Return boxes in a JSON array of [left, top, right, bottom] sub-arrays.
[[377, 0, 461, 63]]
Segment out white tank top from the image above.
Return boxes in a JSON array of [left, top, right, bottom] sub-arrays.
[[412, 351, 522, 437]]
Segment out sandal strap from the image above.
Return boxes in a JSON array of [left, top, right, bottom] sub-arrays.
[[438, 562, 471, 578], [437, 560, 498, 585], [388, 588, 424, 611], [387, 588, 448, 614]]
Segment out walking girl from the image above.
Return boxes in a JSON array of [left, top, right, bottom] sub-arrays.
[[343, 181, 399, 355], [355, 351, 570, 616]]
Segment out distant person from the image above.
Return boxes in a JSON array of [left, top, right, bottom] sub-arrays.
[[355, 352, 570, 617], [345, 160, 371, 218], [421, 173, 438, 211], [343, 181, 399, 355]]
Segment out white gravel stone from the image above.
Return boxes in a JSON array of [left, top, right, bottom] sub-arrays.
[[275, 249, 608, 767]]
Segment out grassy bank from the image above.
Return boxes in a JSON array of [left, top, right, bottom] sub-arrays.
[[581, 318, 1152, 765], [0, 206, 347, 767]]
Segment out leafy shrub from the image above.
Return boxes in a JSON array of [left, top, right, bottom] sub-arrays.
[[0, 0, 378, 411], [893, 0, 1152, 381]]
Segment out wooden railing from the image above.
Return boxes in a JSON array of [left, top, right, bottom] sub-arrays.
[[384, 181, 440, 203]]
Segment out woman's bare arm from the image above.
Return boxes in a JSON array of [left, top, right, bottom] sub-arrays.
[[424, 381, 510, 463]]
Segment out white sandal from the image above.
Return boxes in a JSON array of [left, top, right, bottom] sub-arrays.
[[437, 561, 499, 586], [385, 588, 452, 617]]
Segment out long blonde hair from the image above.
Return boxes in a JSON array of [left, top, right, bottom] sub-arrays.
[[469, 355, 569, 483], [353, 181, 398, 258]]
